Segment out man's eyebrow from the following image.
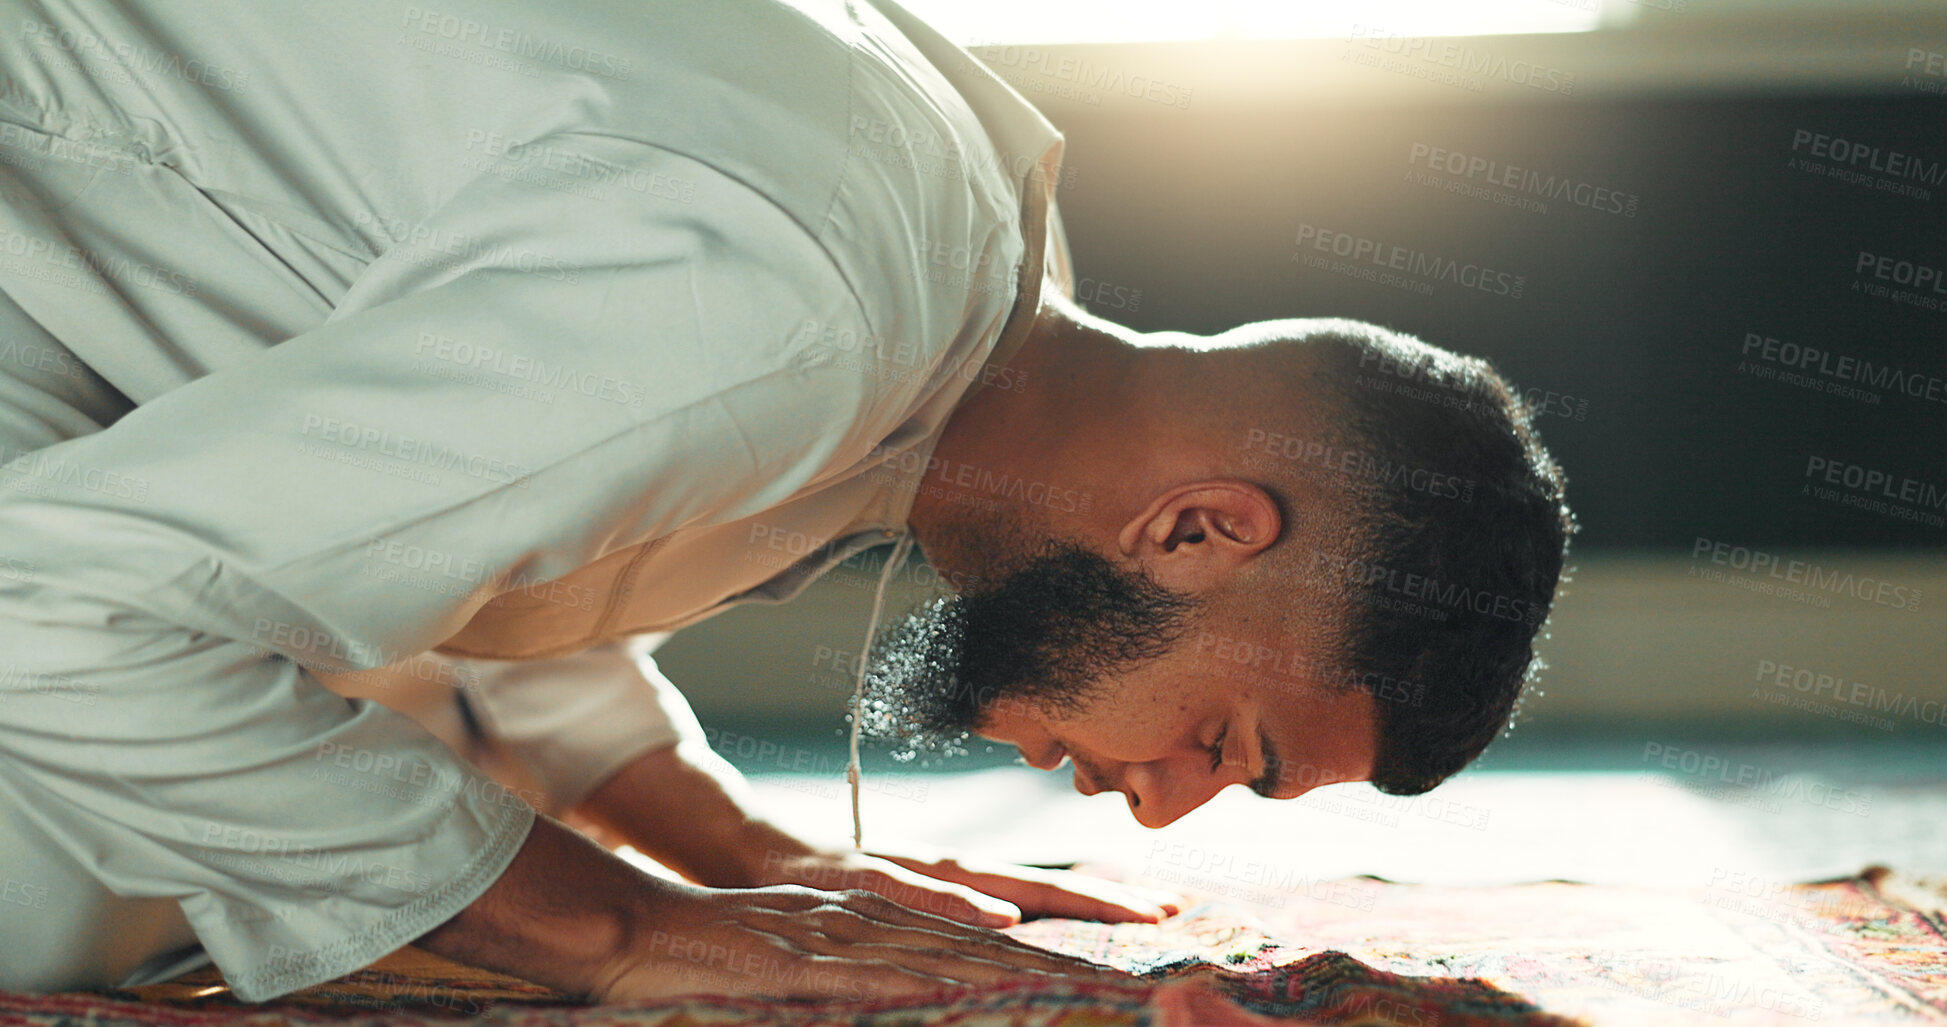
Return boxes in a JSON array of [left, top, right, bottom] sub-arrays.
[[1250, 726, 1282, 798]]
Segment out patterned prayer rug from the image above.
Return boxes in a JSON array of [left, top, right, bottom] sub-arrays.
[[3, 866, 1941, 1026]]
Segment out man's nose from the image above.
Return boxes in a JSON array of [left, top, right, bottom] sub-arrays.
[[1121, 763, 1228, 829]]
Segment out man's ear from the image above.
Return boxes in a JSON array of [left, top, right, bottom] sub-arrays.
[[1116, 479, 1281, 591]]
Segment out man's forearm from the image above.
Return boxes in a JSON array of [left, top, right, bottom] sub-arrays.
[[573, 739, 813, 887], [416, 814, 681, 1000]]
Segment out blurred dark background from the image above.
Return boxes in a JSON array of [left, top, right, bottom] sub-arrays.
[[1052, 91, 1945, 549]]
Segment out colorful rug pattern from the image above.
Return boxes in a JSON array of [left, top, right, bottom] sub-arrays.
[[2, 867, 1942, 1025]]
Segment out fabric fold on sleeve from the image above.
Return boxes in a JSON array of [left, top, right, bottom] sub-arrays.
[[458, 636, 710, 812]]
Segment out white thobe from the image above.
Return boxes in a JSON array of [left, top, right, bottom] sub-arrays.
[[0, 0, 1068, 1000]]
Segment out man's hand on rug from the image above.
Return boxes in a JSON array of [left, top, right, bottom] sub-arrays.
[[757, 848, 1027, 927], [594, 883, 1140, 1002], [872, 852, 1185, 924], [420, 816, 1136, 1005], [758, 848, 1182, 926]]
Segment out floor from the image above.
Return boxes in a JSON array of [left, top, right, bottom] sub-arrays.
[[733, 735, 1947, 890]]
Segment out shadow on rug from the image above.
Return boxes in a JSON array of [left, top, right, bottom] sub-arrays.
[[2, 866, 1941, 1025]]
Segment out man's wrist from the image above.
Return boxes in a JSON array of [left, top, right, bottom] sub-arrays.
[[575, 740, 820, 888], [419, 815, 695, 1000], [723, 820, 820, 887]]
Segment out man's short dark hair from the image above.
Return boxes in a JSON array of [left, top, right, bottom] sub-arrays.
[[1250, 323, 1574, 796]]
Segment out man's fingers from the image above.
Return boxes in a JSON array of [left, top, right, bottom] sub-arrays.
[[1021, 888, 1166, 924], [858, 864, 1021, 928], [879, 856, 1184, 923], [944, 868, 1167, 923], [764, 856, 1021, 928], [1002, 874, 1182, 923], [1003, 868, 1183, 919], [803, 893, 1129, 978]]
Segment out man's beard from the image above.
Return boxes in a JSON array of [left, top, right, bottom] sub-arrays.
[[858, 539, 1198, 760]]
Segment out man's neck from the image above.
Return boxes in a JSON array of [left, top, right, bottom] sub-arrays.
[[908, 293, 1142, 567]]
